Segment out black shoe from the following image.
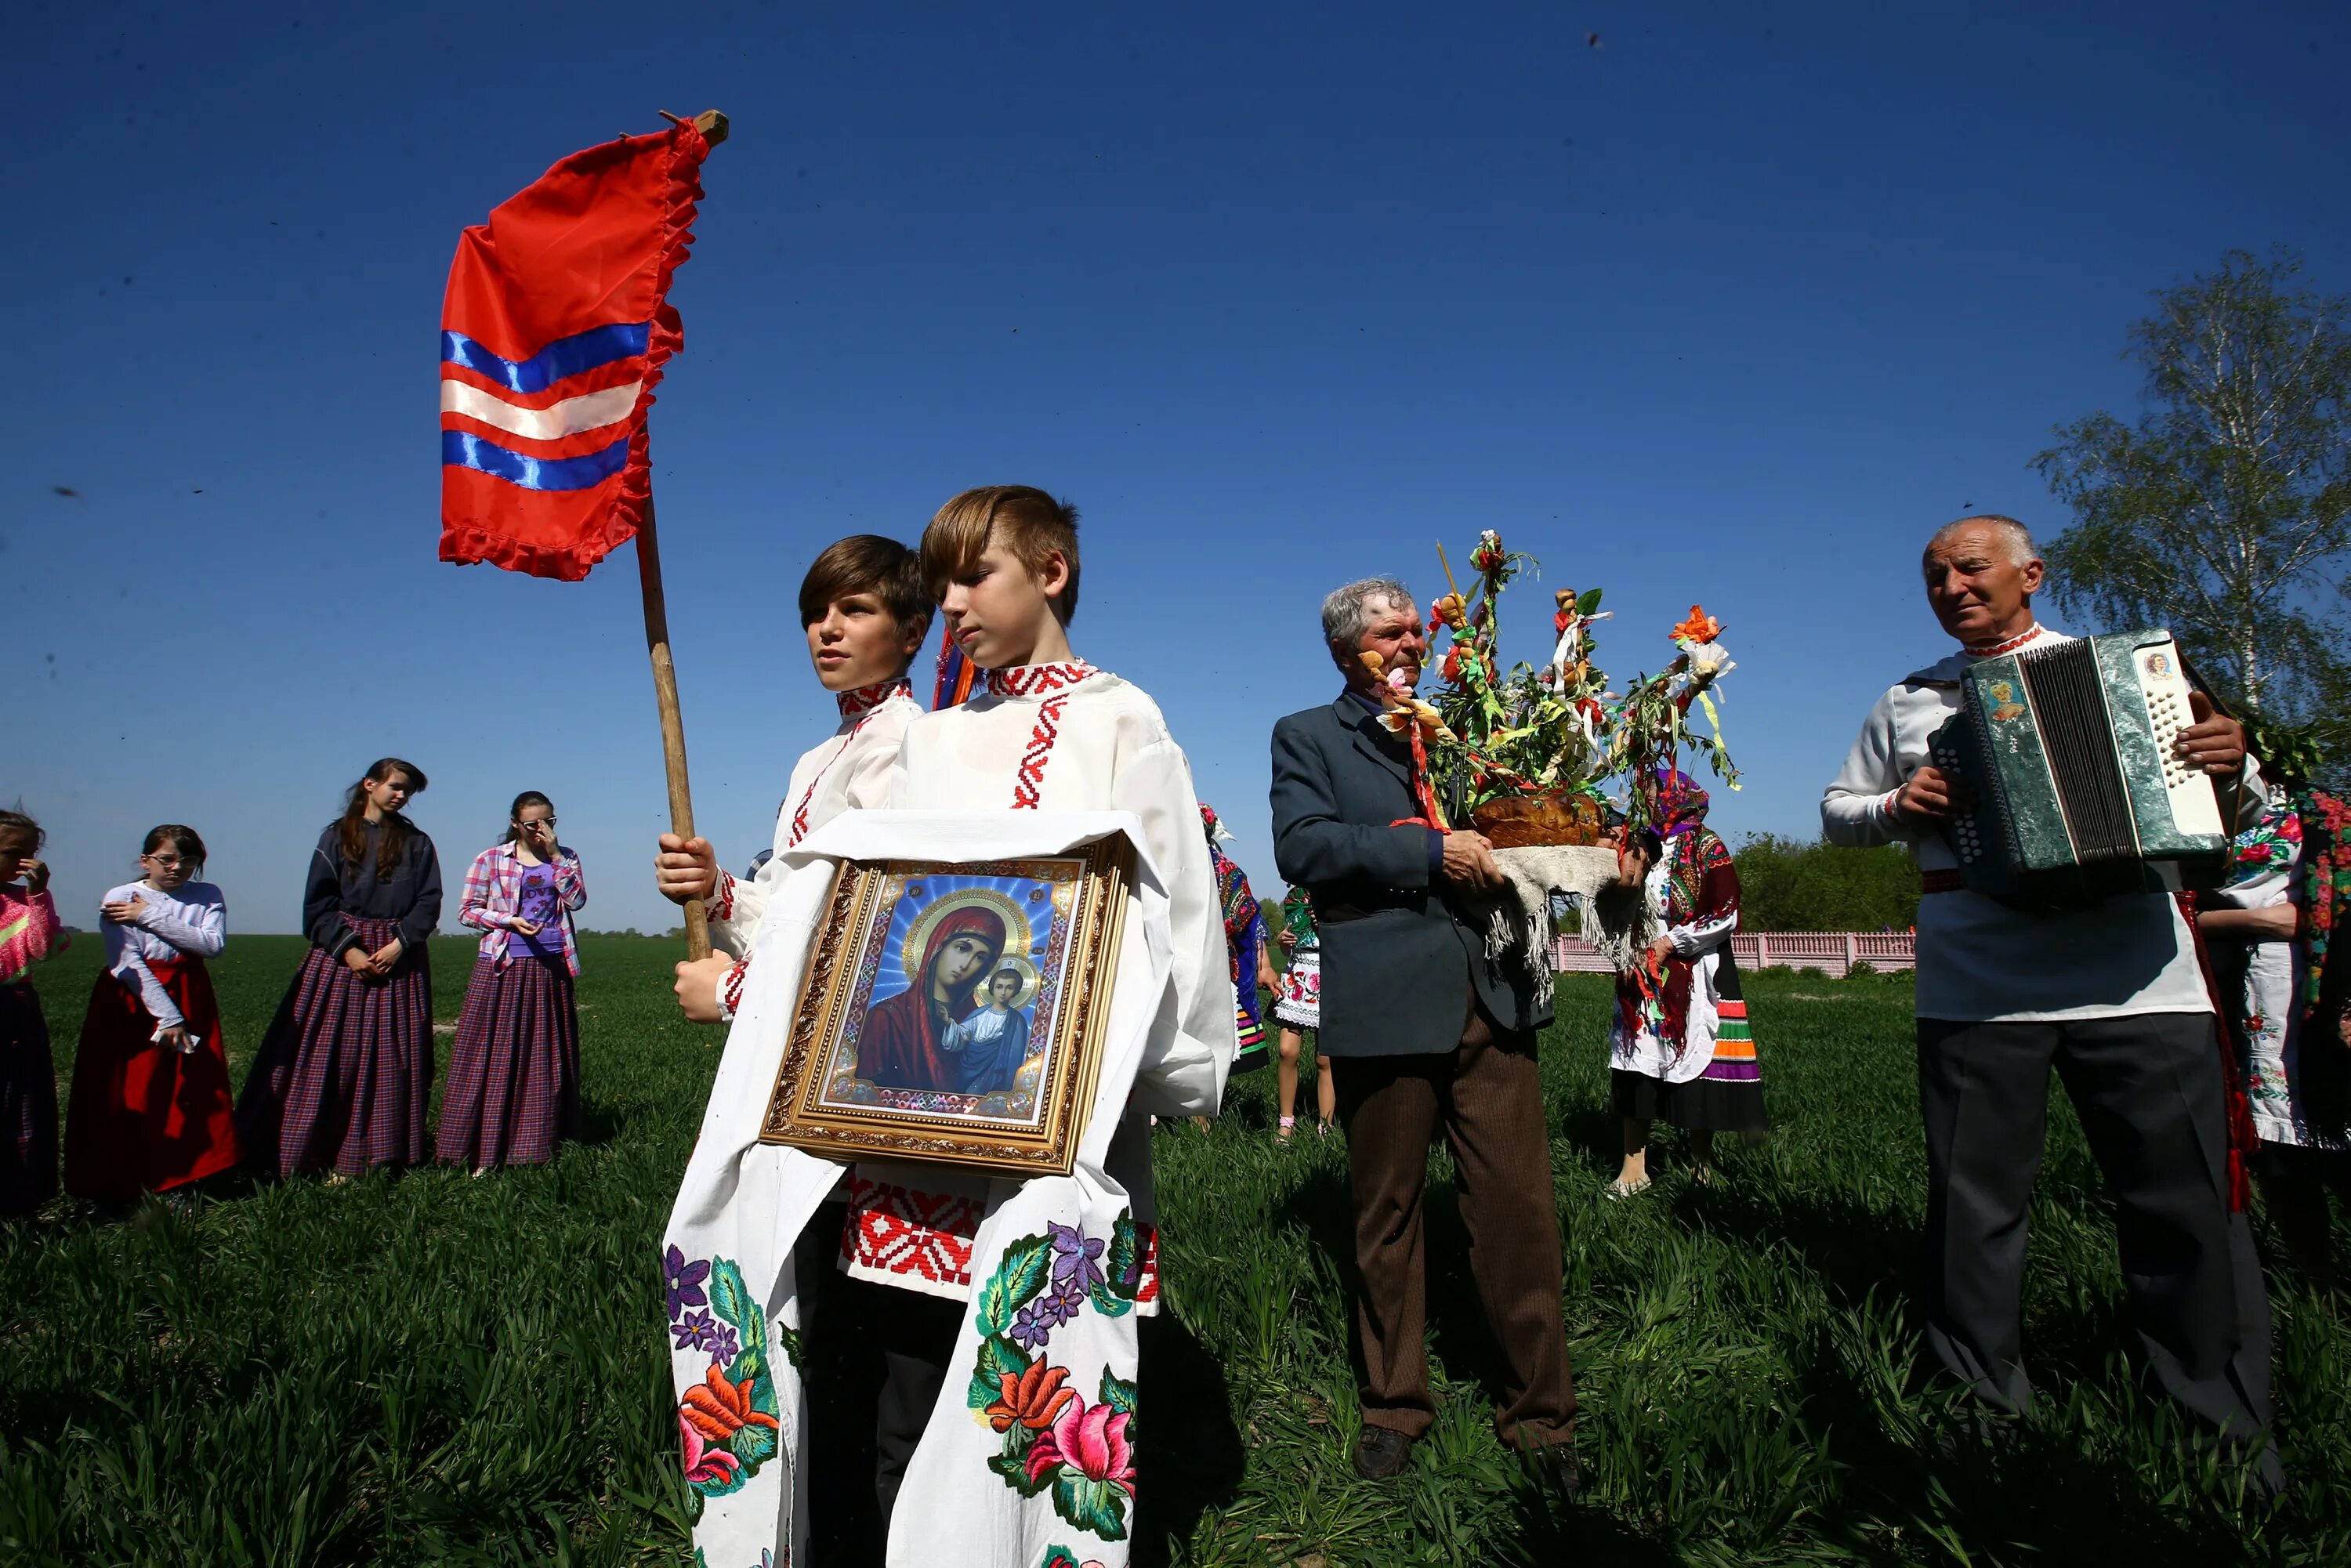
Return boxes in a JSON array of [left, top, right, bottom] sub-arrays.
[[1353, 1425, 1415, 1480], [1520, 1443, 1584, 1501]]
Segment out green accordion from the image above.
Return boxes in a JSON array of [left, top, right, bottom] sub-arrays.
[[1926, 629, 2229, 904]]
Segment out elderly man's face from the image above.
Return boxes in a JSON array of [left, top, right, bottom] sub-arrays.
[[1923, 523, 2043, 646], [1335, 595, 1427, 693]]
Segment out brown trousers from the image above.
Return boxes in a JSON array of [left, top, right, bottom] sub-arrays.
[[1329, 1000, 1577, 1448]]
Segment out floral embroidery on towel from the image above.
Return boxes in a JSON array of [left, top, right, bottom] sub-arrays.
[[667, 1248, 783, 1508], [965, 1213, 1148, 1541]]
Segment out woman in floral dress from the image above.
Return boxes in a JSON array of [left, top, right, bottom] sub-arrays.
[[2200, 768, 2351, 1290]]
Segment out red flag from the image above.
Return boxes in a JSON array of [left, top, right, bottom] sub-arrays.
[[439, 123, 709, 581]]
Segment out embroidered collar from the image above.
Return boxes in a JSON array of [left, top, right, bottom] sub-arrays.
[[1962, 623, 2045, 658], [987, 660, 1098, 698], [836, 677, 911, 719]]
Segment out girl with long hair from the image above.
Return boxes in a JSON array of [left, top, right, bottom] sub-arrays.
[[237, 759, 442, 1178], [438, 791, 587, 1173], [65, 825, 240, 1204], [0, 809, 67, 1216]]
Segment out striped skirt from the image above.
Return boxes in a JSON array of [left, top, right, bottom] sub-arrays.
[[436, 951, 581, 1168], [1614, 954, 1769, 1136], [1233, 999, 1271, 1074], [235, 917, 433, 1176], [0, 983, 58, 1216], [65, 958, 241, 1200]]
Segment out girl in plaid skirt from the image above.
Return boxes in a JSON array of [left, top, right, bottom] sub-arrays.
[[237, 759, 442, 1179], [438, 792, 586, 1172], [0, 810, 67, 1216]]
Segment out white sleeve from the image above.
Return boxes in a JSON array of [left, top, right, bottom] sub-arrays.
[[136, 892, 227, 958], [1114, 734, 1237, 1119], [2229, 754, 2269, 835], [706, 854, 780, 961], [1668, 905, 1737, 958], [1821, 693, 1917, 847], [112, 940, 183, 1032]]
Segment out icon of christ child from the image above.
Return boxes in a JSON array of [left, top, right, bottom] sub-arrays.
[[855, 904, 1007, 1092], [940, 966, 1031, 1095]]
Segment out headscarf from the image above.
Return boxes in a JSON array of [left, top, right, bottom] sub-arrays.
[[1200, 803, 1269, 1015], [1652, 768, 1710, 840], [917, 904, 1007, 1020]]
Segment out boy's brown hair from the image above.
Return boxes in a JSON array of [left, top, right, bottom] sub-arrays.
[[799, 534, 934, 643], [920, 486, 1083, 625]]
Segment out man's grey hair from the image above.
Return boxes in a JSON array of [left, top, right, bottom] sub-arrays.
[[1321, 576, 1415, 650], [1925, 514, 2039, 570]]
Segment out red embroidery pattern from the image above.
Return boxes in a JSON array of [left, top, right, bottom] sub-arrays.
[[1133, 1221, 1161, 1305], [839, 1175, 984, 1288], [1012, 694, 1070, 809], [1962, 624, 2045, 658], [985, 660, 1097, 698], [837, 676, 912, 718], [708, 871, 736, 923], [781, 682, 910, 848], [719, 956, 748, 1020]]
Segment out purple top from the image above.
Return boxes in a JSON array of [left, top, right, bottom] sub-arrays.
[[512, 860, 562, 956]]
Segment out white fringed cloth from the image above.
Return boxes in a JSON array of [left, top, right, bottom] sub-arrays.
[[1474, 846, 1660, 1005]]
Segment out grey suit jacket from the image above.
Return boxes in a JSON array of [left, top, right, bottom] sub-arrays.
[[1269, 695, 1551, 1056]]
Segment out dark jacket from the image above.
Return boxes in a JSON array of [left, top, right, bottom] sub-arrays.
[[304, 820, 444, 957], [1270, 694, 1551, 1056]]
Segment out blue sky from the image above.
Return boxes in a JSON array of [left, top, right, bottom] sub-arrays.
[[9, 2, 2349, 936]]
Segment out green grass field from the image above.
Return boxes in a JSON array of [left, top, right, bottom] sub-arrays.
[[2, 935, 2344, 1565]]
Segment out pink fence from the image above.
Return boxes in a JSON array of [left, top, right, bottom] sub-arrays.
[[1551, 931, 1915, 976]]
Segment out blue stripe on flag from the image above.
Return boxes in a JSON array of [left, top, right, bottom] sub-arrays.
[[443, 429, 631, 491], [439, 320, 650, 395]]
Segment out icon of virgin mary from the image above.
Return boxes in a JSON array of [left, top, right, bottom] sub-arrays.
[[855, 902, 1009, 1092]]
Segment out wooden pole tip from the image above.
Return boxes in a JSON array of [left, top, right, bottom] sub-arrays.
[[657, 109, 730, 147]]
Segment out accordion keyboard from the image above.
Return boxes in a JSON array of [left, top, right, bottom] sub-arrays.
[[2135, 644, 2224, 839]]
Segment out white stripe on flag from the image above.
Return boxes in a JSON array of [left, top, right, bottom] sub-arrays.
[[440, 377, 643, 440]]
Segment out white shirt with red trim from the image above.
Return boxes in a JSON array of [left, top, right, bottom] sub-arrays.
[[663, 809, 1193, 1568], [833, 661, 1236, 1304], [1820, 625, 2255, 1022], [707, 680, 919, 1019]]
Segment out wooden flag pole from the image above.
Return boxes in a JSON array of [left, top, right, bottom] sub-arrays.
[[636, 494, 712, 959], [639, 108, 728, 961]]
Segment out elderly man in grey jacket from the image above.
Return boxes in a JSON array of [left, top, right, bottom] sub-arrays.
[[1270, 575, 1579, 1490]]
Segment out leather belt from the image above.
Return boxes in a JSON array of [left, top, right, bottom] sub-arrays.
[[1920, 869, 1965, 895], [1315, 894, 1424, 923]]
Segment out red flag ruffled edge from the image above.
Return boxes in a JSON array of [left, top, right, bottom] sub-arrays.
[[438, 121, 710, 581]]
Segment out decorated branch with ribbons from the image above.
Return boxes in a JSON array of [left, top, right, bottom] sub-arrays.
[[436, 109, 730, 957], [1406, 529, 1740, 846]]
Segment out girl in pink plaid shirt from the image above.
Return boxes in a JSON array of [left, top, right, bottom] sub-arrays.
[[439, 791, 587, 1173]]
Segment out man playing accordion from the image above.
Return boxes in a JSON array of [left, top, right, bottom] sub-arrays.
[[1821, 514, 2278, 1488]]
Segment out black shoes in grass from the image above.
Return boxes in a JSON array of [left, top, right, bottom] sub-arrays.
[[1519, 1441, 1585, 1503], [1353, 1426, 1585, 1501], [1352, 1425, 1414, 1480]]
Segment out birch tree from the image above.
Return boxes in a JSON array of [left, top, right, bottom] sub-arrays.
[[2034, 250, 2351, 739]]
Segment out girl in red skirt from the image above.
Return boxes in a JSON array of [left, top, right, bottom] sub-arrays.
[[66, 824, 241, 1205], [237, 758, 443, 1179], [0, 810, 68, 1217], [438, 791, 586, 1173]]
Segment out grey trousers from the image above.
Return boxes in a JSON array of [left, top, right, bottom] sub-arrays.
[[1916, 1012, 2277, 1479]]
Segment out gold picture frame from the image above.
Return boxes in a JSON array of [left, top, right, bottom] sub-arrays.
[[758, 840, 1132, 1179]]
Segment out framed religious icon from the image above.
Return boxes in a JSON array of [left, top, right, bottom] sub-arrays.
[[759, 838, 1133, 1179]]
